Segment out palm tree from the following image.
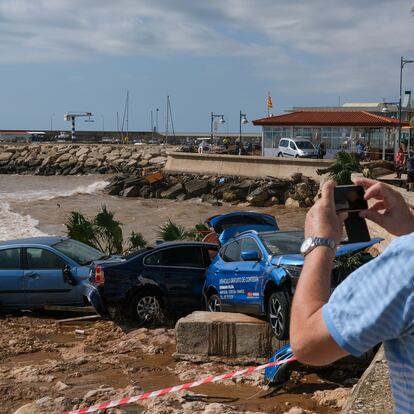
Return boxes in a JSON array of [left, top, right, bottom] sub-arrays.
[[158, 219, 189, 241], [317, 151, 361, 185], [65, 206, 147, 255]]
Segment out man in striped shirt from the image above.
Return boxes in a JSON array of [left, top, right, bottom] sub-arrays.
[[290, 177, 414, 413]]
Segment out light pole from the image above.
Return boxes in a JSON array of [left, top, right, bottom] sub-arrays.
[[156, 108, 159, 133], [239, 111, 248, 155], [210, 112, 225, 140], [50, 113, 55, 132], [100, 115, 105, 132], [398, 57, 414, 151]]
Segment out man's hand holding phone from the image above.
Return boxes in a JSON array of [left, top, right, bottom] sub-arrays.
[[354, 177, 414, 237]]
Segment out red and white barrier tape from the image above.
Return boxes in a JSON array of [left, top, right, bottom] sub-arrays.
[[62, 356, 297, 414]]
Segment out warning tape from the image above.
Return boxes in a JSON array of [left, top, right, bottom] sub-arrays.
[[62, 356, 297, 414]]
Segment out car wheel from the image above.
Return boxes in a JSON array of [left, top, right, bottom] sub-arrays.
[[128, 292, 163, 325], [295, 154, 299, 158], [278, 152, 283, 157], [207, 293, 222, 312], [268, 291, 290, 340]]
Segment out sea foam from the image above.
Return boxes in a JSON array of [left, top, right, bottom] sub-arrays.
[[0, 180, 109, 241]]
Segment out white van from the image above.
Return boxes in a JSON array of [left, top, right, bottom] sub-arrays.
[[277, 138, 317, 158]]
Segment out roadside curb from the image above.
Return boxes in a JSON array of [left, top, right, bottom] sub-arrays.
[[341, 346, 392, 413]]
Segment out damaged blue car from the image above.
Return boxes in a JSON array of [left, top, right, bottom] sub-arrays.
[[203, 212, 382, 340]]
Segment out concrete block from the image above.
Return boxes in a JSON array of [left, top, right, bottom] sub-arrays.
[[175, 311, 286, 359]]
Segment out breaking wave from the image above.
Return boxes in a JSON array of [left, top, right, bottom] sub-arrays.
[[0, 179, 109, 241]]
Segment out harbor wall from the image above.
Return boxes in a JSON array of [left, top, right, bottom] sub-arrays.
[[165, 152, 332, 179], [0, 143, 176, 175]]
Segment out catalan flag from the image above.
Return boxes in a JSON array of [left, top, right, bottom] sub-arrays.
[[267, 93, 273, 109]]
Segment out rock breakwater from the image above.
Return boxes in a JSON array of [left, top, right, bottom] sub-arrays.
[[106, 172, 320, 208], [0, 143, 175, 175]]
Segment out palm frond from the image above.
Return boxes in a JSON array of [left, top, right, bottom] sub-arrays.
[[158, 219, 189, 241], [94, 205, 123, 254], [65, 211, 98, 248]]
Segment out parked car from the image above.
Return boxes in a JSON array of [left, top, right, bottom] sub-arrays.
[[203, 228, 382, 340], [0, 237, 112, 310], [84, 241, 219, 324], [277, 138, 317, 158]]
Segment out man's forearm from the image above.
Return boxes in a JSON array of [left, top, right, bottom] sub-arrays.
[[290, 247, 347, 365], [292, 247, 334, 322]]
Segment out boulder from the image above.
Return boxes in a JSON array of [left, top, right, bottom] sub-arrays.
[[161, 183, 183, 199], [105, 183, 124, 195], [246, 187, 270, 206], [84, 158, 100, 168], [122, 186, 140, 197], [139, 186, 151, 198], [98, 146, 112, 155], [222, 190, 245, 203], [285, 197, 300, 207], [0, 152, 13, 162], [149, 156, 167, 165], [184, 179, 209, 197], [56, 153, 71, 163], [138, 159, 150, 167]]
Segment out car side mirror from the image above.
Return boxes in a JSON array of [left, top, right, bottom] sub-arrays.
[[63, 265, 77, 286], [241, 250, 260, 261]]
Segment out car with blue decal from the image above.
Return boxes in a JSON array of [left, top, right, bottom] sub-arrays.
[[203, 214, 382, 340], [0, 237, 111, 310]]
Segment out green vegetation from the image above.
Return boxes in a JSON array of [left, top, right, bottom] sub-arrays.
[[317, 151, 361, 185], [65, 205, 147, 255], [157, 220, 209, 241]]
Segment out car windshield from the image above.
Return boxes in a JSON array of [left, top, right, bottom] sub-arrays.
[[52, 239, 104, 265], [295, 141, 314, 149], [261, 231, 304, 255]]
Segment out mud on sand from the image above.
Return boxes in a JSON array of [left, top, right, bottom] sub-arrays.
[[1, 313, 365, 414]]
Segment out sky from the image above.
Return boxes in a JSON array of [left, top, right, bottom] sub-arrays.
[[0, 0, 413, 133]]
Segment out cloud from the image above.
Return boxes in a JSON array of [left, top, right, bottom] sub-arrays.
[[0, 0, 413, 96]]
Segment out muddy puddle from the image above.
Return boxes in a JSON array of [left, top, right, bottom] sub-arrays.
[[0, 312, 366, 414]]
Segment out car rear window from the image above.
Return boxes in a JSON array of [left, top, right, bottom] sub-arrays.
[[0, 248, 20, 269], [261, 231, 304, 255]]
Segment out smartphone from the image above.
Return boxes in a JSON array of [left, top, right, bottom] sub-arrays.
[[334, 185, 368, 213], [344, 212, 371, 243]]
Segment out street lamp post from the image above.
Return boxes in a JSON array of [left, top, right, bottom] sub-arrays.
[[239, 111, 248, 155], [50, 113, 55, 132], [210, 112, 225, 140], [156, 108, 159, 133], [398, 56, 414, 151]]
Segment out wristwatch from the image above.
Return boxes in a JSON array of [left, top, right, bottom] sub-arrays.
[[300, 237, 336, 256]]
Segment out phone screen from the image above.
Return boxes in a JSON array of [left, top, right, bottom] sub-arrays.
[[334, 185, 368, 212]]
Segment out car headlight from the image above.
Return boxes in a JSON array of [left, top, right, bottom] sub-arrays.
[[281, 265, 302, 279]]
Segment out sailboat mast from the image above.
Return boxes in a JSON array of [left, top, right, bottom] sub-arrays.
[[165, 95, 169, 145], [126, 91, 129, 142]]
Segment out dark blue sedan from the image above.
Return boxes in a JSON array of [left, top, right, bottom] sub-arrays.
[[0, 237, 108, 310], [84, 241, 218, 324]]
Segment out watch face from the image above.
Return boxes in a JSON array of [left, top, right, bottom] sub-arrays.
[[300, 237, 313, 254]]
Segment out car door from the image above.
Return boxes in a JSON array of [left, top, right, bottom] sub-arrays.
[[216, 240, 247, 312], [287, 140, 297, 157], [24, 247, 80, 305], [0, 248, 25, 306], [238, 237, 266, 314], [161, 246, 206, 311]]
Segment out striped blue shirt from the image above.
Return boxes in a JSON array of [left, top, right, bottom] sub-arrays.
[[323, 233, 414, 414]]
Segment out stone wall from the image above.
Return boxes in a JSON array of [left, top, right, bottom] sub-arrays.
[[106, 171, 320, 208], [0, 143, 176, 175]]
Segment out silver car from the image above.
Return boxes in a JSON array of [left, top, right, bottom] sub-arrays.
[[277, 138, 317, 158]]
